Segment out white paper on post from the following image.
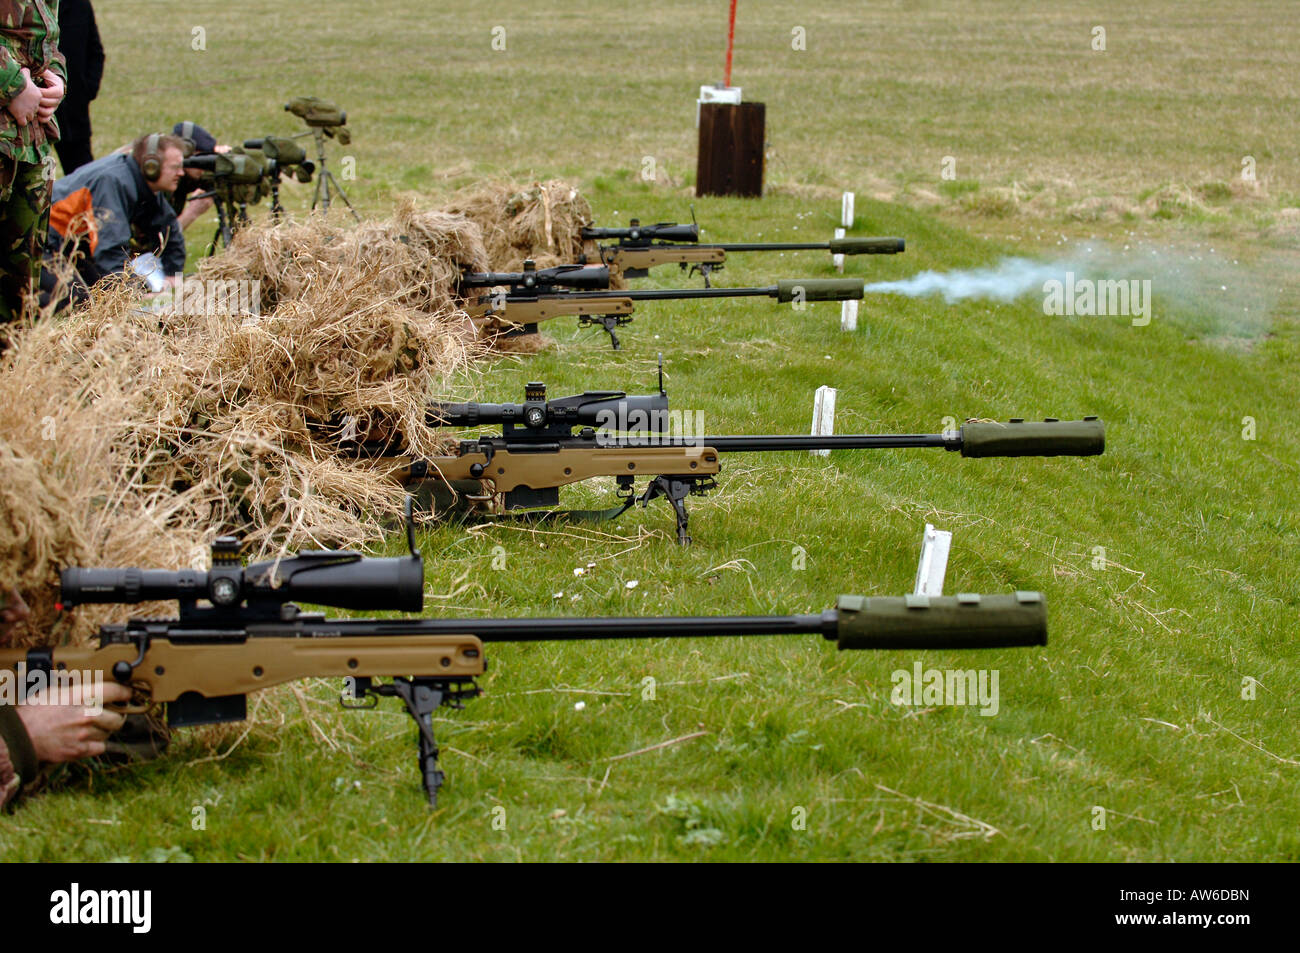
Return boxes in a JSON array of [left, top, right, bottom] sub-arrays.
[[833, 226, 846, 272], [913, 523, 953, 596], [810, 386, 836, 457], [841, 192, 855, 229], [696, 85, 743, 126]]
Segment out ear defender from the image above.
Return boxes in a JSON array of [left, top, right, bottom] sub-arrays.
[[142, 133, 163, 181]]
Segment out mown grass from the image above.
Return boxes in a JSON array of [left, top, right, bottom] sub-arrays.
[[2, 1, 1296, 861]]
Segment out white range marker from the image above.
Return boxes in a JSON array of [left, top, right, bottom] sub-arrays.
[[810, 386, 837, 457], [913, 523, 953, 596], [840, 299, 858, 332]]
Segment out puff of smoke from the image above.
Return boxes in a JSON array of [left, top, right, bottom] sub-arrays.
[[863, 241, 1275, 342]]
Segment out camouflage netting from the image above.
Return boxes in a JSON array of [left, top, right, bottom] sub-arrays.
[[199, 199, 489, 314], [0, 203, 501, 646], [443, 179, 596, 271], [0, 435, 89, 647]]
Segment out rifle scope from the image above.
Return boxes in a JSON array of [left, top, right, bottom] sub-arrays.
[[582, 222, 700, 243], [460, 263, 611, 292], [431, 385, 668, 432], [61, 540, 424, 614]]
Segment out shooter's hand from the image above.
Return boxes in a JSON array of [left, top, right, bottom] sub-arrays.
[[17, 681, 131, 763]]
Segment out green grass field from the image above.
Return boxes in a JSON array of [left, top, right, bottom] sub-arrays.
[[2, 0, 1297, 861]]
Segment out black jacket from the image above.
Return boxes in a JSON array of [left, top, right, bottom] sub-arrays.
[[54, 0, 104, 142]]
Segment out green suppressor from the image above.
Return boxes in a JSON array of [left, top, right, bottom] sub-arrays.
[[960, 418, 1104, 457], [834, 592, 1047, 650]]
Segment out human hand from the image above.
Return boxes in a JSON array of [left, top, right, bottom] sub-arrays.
[[37, 69, 65, 123], [6, 68, 42, 127], [17, 680, 131, 762]]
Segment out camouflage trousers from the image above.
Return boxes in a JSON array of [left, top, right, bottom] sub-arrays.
[[0, 156, 52, 328]]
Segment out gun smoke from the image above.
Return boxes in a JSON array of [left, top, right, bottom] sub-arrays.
[[865, 257, 1062, 304], [863, 242, 1277, 342]]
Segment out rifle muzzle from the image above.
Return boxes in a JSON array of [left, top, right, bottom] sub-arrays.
[[829, 237, 905, 255], [960, 418, 1104, 457], [833, 592, 1047, 649], [776, 279, 865, 302]]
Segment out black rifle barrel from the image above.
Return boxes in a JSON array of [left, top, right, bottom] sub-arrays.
[[719, 237, 905, 255], [651, 434, 951, 452], [319, 612, 836, 642], [552, 286, 766, 301], [600, 418, 1103, 457], [716, 243, 843, 252], [228, 593, 1048, 650], [554, 278, 863, 303]]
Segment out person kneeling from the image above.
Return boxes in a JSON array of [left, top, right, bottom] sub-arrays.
[[41, 132, 187, 306]]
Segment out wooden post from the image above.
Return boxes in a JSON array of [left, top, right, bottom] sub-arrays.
[[697, 102, 765, 198]]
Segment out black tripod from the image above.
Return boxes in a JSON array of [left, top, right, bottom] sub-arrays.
[[205, 193, 251, 257], [304, 126, 359, 221]]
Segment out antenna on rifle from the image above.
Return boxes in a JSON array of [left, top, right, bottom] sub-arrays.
[[689, 204, 698, 231], [404, 495, 419, 559], [657, 353, 665, 396]]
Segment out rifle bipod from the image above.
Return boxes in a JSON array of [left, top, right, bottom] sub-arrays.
[[343, 676, 479, 807], [637, 474, 717, 545], [577, 313, 634, 349]]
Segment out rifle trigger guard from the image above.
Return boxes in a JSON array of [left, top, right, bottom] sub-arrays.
[[340, 676, 379, 710]]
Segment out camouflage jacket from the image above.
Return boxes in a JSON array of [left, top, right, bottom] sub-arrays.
[[0, 0, 66, 163], [0, 703, 36, 809]]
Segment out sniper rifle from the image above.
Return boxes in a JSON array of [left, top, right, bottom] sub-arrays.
[[458, 260, 863, 349], [582, 218, 905, 286], [357, 371, 1105, 544], [0, 513, 1049, 806]]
